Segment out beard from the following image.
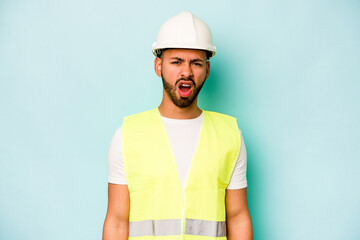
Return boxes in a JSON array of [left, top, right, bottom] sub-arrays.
[[161, 74, 206, 108]]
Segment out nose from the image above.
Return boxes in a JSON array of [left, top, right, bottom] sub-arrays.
[[180, 62, 194, 78]]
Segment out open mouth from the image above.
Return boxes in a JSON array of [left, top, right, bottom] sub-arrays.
[[178, 83, 192, 97]]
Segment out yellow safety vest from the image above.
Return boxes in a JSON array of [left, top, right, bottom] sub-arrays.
[[121, 107, 241, 240]]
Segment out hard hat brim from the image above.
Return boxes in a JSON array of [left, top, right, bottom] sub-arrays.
[[152, 42, 216, 59]]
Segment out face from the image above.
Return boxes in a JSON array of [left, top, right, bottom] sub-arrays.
[[154, 48, 210, 108]]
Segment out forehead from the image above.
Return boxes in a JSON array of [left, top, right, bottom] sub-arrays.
[[162, 48, 207, 60]]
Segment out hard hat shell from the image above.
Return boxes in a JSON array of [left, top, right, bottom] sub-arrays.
[[152, 11, 216, 59]]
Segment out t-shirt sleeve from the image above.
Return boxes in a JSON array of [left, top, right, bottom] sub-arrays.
[[107, 127, 128, 184], [226, 129, 248, 189]]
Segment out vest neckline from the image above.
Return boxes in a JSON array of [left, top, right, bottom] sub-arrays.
[[153, 107, 206, 190]]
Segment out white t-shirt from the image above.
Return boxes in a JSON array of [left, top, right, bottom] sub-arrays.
[[107, 112, 247, 189]]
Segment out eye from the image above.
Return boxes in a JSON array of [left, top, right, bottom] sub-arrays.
[[193, 62, 203, 66], [171, 61, 181, 64]]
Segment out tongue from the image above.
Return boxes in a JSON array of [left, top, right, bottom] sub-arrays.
[[179, 86, 191, 97]]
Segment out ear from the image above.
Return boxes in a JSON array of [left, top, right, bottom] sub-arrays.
[[154, 57, 162, 77], [205, 61, 210, 80]]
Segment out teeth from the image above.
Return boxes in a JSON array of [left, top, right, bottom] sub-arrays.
[[181, 84, 191, 87]]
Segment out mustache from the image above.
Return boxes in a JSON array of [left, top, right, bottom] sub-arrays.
[[175, 77, 195, 86]]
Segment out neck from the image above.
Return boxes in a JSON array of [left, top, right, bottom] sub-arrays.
[[158, 98, 202, 119]]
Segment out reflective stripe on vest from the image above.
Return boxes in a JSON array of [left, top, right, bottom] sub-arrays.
[[122, 108, 240, 239], [129, 219, 181, 237], [129, 218, 226, 237]]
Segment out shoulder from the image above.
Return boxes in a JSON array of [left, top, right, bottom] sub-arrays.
[[204, 110, 239, 136], [121, 108, 159, 133], [122, 108, 159, 127], [203, 110, 238, 125]]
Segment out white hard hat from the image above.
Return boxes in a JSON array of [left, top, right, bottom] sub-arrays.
[[152, 11, 216, 59]]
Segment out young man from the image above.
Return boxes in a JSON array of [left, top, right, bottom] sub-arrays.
[[103, 11, 253, 240]]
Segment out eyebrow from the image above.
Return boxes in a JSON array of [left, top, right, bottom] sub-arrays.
[[170, 57, 205, 62]]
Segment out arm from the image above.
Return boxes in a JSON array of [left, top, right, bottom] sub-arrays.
[[225, 188, 253, 240], [102, 183, 130, 240]]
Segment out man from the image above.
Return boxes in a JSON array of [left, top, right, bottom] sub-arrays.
[[103, 11, 253, 240]]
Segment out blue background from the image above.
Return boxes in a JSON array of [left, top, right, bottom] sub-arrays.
[[1, 0, 359, 239]]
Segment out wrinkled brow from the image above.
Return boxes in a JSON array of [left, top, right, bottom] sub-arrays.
[[170, 57, 205, 62]]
